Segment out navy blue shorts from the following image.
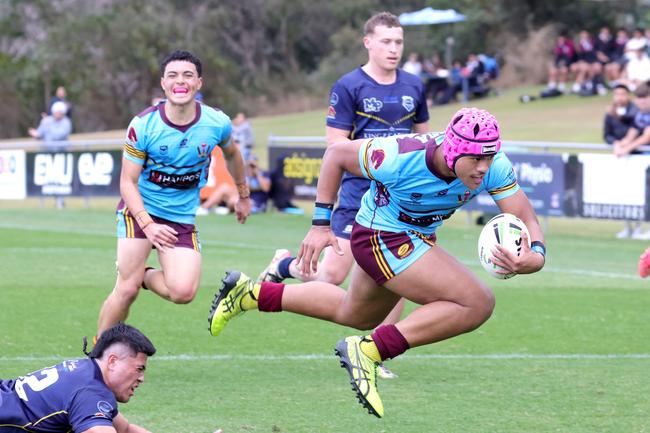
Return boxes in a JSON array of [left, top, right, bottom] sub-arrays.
[[331, 207, 359, 239]]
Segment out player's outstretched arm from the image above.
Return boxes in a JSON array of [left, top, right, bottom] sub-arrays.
[[494, 189, 545, 275]]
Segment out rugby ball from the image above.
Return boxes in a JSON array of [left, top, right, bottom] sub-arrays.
[[477, 213, 530, 279]]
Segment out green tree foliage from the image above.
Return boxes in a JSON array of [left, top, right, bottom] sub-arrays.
[[0, 0, 644, 138]]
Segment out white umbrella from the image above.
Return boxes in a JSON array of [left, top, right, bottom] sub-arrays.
[[398, 7, 466, 26]]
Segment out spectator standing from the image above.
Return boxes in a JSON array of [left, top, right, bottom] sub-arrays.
[[48, 86, 73, 119], [232, 112, 255, 162]]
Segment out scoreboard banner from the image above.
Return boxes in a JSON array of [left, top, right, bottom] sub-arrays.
[[26, 149, 122, 196]]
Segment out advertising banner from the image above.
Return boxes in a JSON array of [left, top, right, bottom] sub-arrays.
[[26, 150, 122, 196], [0, 150, 26, 200], [268, 146, 324, 199], [461, 153, 565, 216]]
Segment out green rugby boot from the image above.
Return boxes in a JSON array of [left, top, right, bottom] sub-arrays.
[[334, 336, 384, 418], [208, 270, 257, 336]]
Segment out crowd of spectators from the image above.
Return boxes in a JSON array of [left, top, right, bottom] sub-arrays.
[[401, 51, 499, 107], [545, 27, 650, 97]]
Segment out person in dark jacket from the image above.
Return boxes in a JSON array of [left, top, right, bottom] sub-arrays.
[[604, 84, 638, 144]]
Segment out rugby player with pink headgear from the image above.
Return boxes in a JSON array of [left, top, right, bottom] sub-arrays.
[[207, 107, 546, 418]]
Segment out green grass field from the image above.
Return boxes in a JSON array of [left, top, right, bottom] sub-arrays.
[[1, 206, 649, 433]]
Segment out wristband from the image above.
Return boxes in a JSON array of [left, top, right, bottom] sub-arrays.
[[530, 241, 546, 258], [312, 202, 333, 226], [135, 210, 154, 230]]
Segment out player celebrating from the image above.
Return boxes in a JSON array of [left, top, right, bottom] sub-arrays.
[[97, 50, 250, 335], [208, 108, 546, 418], [0, 323, 156, 433], [257, 11, 429, 379]]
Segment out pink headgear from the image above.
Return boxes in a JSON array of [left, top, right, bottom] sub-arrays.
[[443, 107, 501, 172]]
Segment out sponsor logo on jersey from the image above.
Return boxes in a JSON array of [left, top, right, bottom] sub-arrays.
[[410, 192, 423, 202], [127, 127, 137, 145], [330, 92, 339, 106], [398, 211, 452, 227], [148, 169, 202, 189], [327, 105, 336, 119], [397, 243, 412, 258], [97, 401, 114, 417], [160, 145, 168, 153], [402, 95, 415, 112], [370, 149, 385, 169], [197, 143, 208, 158], [180, 138, 188, 148], [363, 97, 383, 113], [437, 189, 449, 196]]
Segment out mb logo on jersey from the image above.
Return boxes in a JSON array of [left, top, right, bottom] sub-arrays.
[[370, 149, 385, 169], [401, 95, 415, 112], [363, 97, 383, 113], [197, 143, 208, 158], [127, 127, 137, 145]]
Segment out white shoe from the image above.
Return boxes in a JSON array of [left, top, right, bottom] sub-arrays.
[[377, 363, 398, 379], [196, 207, 210, 216], [571, 83, 581, 93], [632, 229, 650, 240], [214, 206, 230, 215], [616, 227, 631, 238], [257, 249, 291, 283]]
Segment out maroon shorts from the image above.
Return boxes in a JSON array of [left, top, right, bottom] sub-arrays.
[[116, 200, 201, 252], [350, 222, 436, 285]]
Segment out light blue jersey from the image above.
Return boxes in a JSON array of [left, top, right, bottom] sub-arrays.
[[123, 101, 232, 224], [357, 133, 519, 235]]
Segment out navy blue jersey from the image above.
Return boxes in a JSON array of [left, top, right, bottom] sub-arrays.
[[326, 67, 429, 209], [0, 358, 117, 433]]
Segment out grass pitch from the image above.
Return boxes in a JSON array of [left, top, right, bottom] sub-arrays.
[[1, 206, 649, 433]]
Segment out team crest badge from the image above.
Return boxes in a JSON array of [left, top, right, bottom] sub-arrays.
[[197, 143, 208, 158], [127, 127, 137, 145], [401, 95, 414, 112], [330, 92, 339, 106], [370, 149, 385, 169]]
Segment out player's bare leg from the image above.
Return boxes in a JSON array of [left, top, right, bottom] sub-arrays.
[[145, 247, 201, 303], [98, 238, 152, 334]]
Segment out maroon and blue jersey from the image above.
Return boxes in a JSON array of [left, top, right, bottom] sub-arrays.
[[326, 67, 429, 209], [0, 358, 117, 433]]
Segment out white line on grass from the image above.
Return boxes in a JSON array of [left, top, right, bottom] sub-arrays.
[[2, 353, 650, 363], [0, 223, 644, 281]]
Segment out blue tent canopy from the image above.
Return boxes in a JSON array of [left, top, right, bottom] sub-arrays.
[[398, 7, 466, 26]]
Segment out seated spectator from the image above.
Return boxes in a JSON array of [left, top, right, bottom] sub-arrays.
[[196, 182, 238, 216], [246, 156, 272, 213], [620, 39, 650, 91], [604, 84, 638, 144], [613, 83, 650, 156], [604, 28, 629, 87], [197, 147, 237, 215], [28, 101, 72, 150], [422, 53, 450, 105], [402, 52, 423, 77], [593, 26, 615, 94], [269, 157, 304, 215], [546, 30, 576, 93], [572, 30, 598, 95]]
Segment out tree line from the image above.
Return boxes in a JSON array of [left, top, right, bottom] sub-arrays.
[[0, 0, 641, 138]]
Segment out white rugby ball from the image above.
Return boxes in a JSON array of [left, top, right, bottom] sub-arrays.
[[477, 213, 530, 279]]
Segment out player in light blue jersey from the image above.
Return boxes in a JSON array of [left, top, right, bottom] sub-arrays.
[[97, 50, 250, 335], [208, 108, 546, 418], [0, 323, 156, 433], [257, 11, 429, 379]]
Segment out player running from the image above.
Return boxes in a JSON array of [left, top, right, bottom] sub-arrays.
[[97, 50, 250, 335], [208, 107, 546, 418], [257, 11, 429, 379]]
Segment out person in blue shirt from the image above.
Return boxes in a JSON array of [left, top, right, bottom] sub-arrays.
[[257, 11, 429, 379], [97, 50, 251, 335], [0, 323, 155, 433], [208, 108, 546, 418]]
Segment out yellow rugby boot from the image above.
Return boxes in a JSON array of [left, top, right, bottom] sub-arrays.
[[334, 336, 384, 418], [208, 270, 257, 336]]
